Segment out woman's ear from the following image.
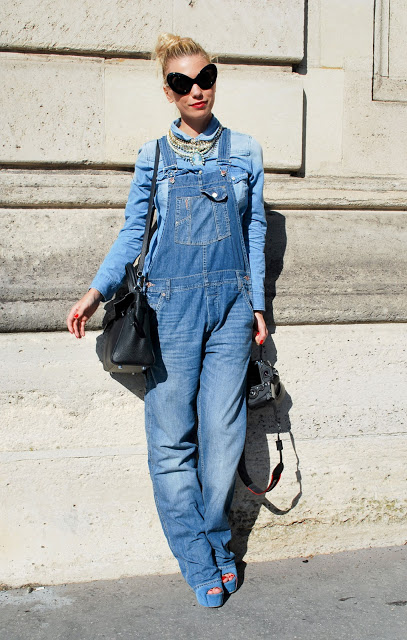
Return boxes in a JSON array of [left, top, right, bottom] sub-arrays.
[[163, 85, 174, 104]]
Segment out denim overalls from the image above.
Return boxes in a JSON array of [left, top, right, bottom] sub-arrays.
[[144, 128, 254, 593]]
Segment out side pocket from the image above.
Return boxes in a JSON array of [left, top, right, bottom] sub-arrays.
[[238, 275, 254, 315], [146, 288, 166, 315]]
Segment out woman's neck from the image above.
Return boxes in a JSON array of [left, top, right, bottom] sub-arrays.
[[178, 114, 213, 138]]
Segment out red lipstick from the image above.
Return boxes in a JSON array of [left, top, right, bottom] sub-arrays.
[[191, 101, 207, 109]]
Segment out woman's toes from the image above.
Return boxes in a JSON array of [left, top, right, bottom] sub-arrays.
[[221, 573, 235, 583], [207, 586, 222, 595]]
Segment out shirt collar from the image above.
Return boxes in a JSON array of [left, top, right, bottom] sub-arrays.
[[170, 114, 221, 141]]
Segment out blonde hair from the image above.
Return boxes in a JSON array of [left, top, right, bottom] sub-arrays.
[[154, 33, 211, 81]]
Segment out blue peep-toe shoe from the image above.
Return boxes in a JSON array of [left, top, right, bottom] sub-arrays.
[[194, 579, 224, 608], [220, 563, 238, 594]]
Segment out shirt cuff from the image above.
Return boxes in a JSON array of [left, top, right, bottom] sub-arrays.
[[89, 274, 119, 302], [252, 290, 265, 312]]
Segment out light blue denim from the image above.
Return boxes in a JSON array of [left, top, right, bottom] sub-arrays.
[[143, 129, 255, 592], [90, 114, 267, 311]]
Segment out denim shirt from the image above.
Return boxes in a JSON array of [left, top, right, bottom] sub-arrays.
[[90, 115, 267, 310]]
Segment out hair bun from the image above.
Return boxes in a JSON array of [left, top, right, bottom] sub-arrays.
[[155, 33, 183, 65], [153, 33, 210, 79]]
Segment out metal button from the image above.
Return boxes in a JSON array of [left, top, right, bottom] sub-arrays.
[[212, 192, 218, 198], [232, 176, 235, 180], [198, 170, 203, 174], [162, 292, 166, 297]]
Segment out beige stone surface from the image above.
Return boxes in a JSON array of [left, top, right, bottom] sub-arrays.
[[104, 60, 304, 170], [266, 209, 407, 324], [2, 208, 406, 331], [302, 69, 344, 175], [307, 0, 407, 169], [0, 0, 171, 54], [319, 0, 373, 71], [388, 0, 407, 78], [0, 169, 131, 208], [104, 59, 177, 162], [305, 0, 373, 73], [343, 69, 407, 176], [1, 324, 406, 586], [214, 66, 303, 172], [373, 0, 407, 101], [0, 0, 304, 60], [4, 170, 407, 210], [0, 208, 123, 331], [0, 53, 104, 164], [303, 0, 321, 69], [263, 175, 407, 210], [1, 54, 302, 169], [172, 0, 304, 61]]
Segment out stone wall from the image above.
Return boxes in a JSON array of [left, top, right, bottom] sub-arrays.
[[1, 0, 406, 587]]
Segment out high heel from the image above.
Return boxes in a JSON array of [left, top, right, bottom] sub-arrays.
[[220, 563, 238, 594], [194, 579, 224, 608]]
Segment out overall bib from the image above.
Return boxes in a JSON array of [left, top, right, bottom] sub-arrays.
[[144, 129, 254, 592]]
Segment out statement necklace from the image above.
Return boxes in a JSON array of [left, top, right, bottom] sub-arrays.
[[167, 125, 223, 166]]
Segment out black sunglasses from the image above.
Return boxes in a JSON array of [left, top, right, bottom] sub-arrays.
[[166, 63, 217, 95]]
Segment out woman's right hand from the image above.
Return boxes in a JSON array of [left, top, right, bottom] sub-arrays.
[[67, 288, 103, 339]]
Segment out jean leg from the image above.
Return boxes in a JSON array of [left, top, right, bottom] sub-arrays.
[[144, 289, 220, 589], [197, 284, 253, 567]]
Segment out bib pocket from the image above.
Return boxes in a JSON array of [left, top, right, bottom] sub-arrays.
[[174, 186, 231, 245]]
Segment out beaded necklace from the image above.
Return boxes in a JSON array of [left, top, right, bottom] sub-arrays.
[[167, 125, 223, 166]]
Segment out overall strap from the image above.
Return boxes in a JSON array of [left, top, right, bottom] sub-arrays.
[[136, 140, 160, 280], [217, 127, 231, 165], [159, 134, 178, 171]]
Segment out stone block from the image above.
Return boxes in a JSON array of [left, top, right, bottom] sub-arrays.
[[172, 0, 304, 61], [0, 0, 171, 54], [343, 70, 407, 175], [263, 175, 407, 210], [0, 208, 124, 331], [265, 209, 407, 324], [302, 69, 344, 175], [0, 53, 302, 169], [0, 0, 304, 61], [0, 53, 104, 164], [1, 207, 407, 331], [214, 66, 303, 172], [373, 0, 407, 101], [319, 0, 373, 71], [0, 169, 131, 208], [4, 170, 407, 210], [103, 59, 176, 163], [104, 59, 304, 170], [388, 0, 407, 78], [1, 324, 406, 586]]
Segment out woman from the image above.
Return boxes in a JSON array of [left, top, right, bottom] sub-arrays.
[[67, 33, 268, 608]]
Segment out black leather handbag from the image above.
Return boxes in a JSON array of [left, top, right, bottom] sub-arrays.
[[102, 141, 160, 373]]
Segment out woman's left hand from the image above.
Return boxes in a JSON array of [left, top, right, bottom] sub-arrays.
[[253, 311, 268, 345]]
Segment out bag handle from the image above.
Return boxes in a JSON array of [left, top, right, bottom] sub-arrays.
[[136, 141, 161, 283], [125, 262, 138, 292]]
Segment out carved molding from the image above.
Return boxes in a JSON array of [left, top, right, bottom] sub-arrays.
[[2, 170, 407, 210], [373, 0, 407, 101]]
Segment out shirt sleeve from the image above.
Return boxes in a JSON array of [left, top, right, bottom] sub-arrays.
[[89, 143, 154, 301], [242, 136, 267, 311]]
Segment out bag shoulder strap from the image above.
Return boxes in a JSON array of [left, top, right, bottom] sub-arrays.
[[136, 140, 160, 280]]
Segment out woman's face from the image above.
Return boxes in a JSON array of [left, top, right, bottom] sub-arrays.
[[163, 54, 216, 123]]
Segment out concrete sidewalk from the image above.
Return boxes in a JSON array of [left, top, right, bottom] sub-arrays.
[[1, 546, 406, 640]]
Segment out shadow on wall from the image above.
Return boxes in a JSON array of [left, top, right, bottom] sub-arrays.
[[230, 210, 302, 567], [95, 210, 302, 567]]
